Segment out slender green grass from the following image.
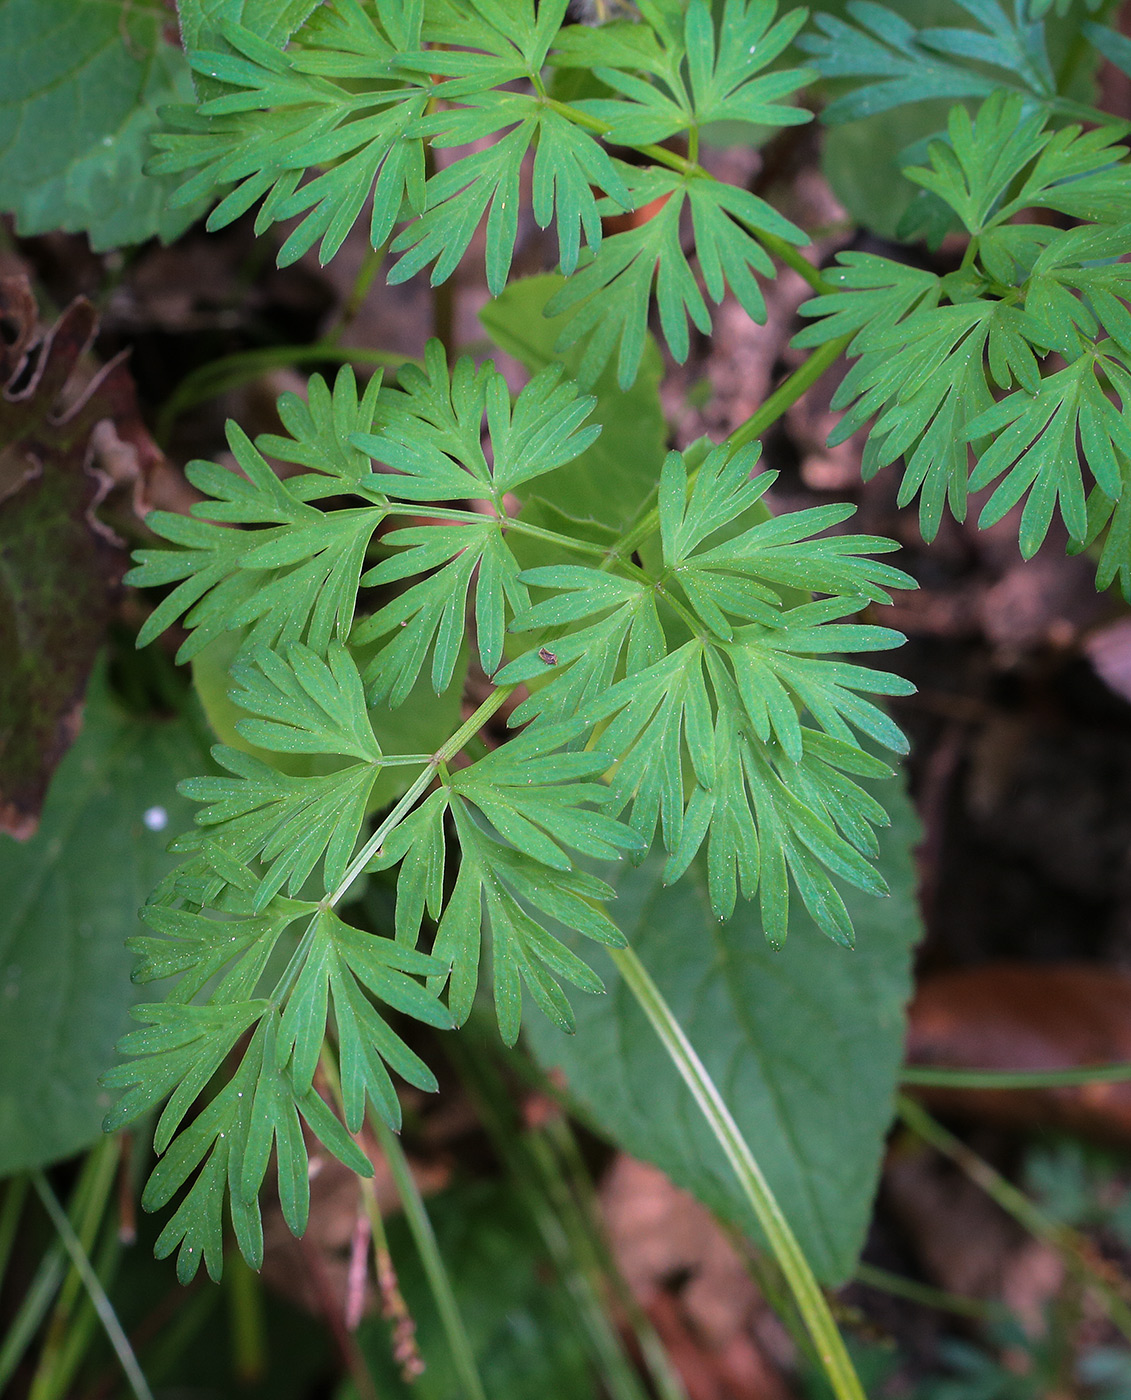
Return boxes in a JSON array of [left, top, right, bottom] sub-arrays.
[[30, 1172, 153, 1400], [611, 944, 867, 1400], [898, 1095, 1131, 1344], [903, 1062, 1131, 1089]]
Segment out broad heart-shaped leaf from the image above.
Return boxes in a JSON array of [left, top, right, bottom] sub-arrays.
[[0, 668, 212, 1174], [525, 772, 921, 1285], [0, 282, 162, 837], [0, 0, 209, 249], [479, 274, 667, 534]]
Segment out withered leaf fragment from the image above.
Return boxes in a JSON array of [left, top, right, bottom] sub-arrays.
[[0, 276, 158, 837]]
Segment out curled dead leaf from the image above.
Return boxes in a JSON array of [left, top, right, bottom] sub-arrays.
[[0, 274, 164, 837]]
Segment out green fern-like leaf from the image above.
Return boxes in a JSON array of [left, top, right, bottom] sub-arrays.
[[171, 643, 391, 906], [798, 0, 1055, 124], [903, 96, 1131, 237], [126, 379, 388, 661], [373, 726, 642, 1044], [504, 444, 915, 946], [351, 342, 601, 694], [120, 330, 925, 1276], [153, 0, 632, 279], [794, 95, 1131, 560], [546, 167, 807, 388], [105, 855, 451, 1282], [558, 0, 813, 145], [152, 6, 432, 265]]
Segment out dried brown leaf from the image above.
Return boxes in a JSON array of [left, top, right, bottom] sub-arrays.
[[0, 275, 162, 837]]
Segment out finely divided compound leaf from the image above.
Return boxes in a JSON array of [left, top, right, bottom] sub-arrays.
[[500, 566, 665, 728], [107, 879, 451, 1281], [256, 363, 383, 484], [904, 94, 1131, 236], [351, 344, 600, 694], [277, 908, 451, 1129], [508, 444, 915, 945], [373, 728, 641, 1043], [799, 0, 1054, 124], [228, 639, 382, 759], [173, 642, 385, 905], [561, 0, 813, 144], [152, 5, 431, 266], [128, 374, 388, 661], [355, 517, 528, 702], [967, 342, 1131, 556], [389, 94, 632, 289], [795, 98, 1131, 556], [356, 341, 600, 506], [547, 168, 806, 388], [157, 0, 632, 278]]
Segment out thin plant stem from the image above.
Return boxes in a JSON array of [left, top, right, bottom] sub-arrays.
[[319, 1046, 486, 1399], [30, 1135, 119, 1400], [355, 1166, 427, 1381], [902, 1062, 1131, 1089], [736, 1240, 822, 1372], [897, 1095, 1131, 1343], [524, 1131, 663, 1400], [853, 1262, 999, 1321], [542, 1115, 690, 1400], [448, 1036, 665, 1400], [30, 1172, 154, 1400], [0, 1241, 66, 1392], [727, 335, 853, 456], [325, 242, 388, 343], [226, 1250, 269, 1384], [0, 1142, 122, 1394], [38, 1218, 124, 1400], [31, 1138, 126, 1400], [0, 1174, 28, 1292], [328, 682, 512, 906], [609, 943, 867, 1400], [613, 333, 853, 565], [383, 502, 611, 559], [367, 1111, 488, 1400]]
